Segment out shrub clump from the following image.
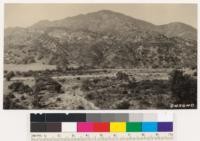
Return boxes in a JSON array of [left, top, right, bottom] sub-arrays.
[[116, 71, 129, 81], [81, 79, 91, 91], [3, 94, 27, 109], [34, 76, 63, 93], [8, 82, 32, 94], [114, 100, 130, 109], [85, 93, 95, 100]]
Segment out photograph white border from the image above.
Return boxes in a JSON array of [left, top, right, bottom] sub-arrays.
[[0, 0, 199, 140]]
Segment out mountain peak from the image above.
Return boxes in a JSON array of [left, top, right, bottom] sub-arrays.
[[86, 9, 125, 18], [96, 9, 116, 13], [89, 9, 120, 15]]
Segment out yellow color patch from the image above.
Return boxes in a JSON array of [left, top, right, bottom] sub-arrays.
[[110, 122, 126, 132]]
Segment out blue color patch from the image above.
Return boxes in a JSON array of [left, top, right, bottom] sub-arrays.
[[142, 122, 158, 132]]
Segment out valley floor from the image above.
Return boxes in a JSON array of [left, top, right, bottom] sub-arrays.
[[3, 64, 197, 109]]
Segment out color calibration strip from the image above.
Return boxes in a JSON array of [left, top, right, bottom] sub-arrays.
[[30, 113, 173, 133]]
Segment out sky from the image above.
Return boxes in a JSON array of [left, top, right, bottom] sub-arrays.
[[5, 4, 197, 28]]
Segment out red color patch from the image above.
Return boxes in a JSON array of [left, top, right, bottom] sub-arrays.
[[93, 122, 110, 132]]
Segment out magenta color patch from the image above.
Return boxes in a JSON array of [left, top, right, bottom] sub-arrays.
[[77, 122, 93, 132]]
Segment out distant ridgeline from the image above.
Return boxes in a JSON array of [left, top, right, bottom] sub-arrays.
[[4, 10, 197, 69]]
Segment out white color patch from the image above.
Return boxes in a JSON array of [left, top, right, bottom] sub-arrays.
[[62, 122, 77, 132]]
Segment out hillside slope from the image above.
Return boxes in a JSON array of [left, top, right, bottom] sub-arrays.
[[4, 10, 197, 69]]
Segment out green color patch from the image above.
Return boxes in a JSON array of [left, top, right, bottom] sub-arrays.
[[126, 122, 142, 132]]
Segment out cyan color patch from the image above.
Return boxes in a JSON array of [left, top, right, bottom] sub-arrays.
[[142, 122, 158, 132]]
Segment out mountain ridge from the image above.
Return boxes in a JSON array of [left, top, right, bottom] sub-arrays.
[[4, 10, 197, 69], [6, 10, 196, 39]]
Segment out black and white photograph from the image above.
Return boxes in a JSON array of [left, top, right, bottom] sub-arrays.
[[3, 4, 197, 109]]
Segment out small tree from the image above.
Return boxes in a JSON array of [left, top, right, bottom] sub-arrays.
[[169, 70, 197, 106], [6, 71, 15, 81], [128, 77, 137, 89], [3, 95, 11, 109]]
